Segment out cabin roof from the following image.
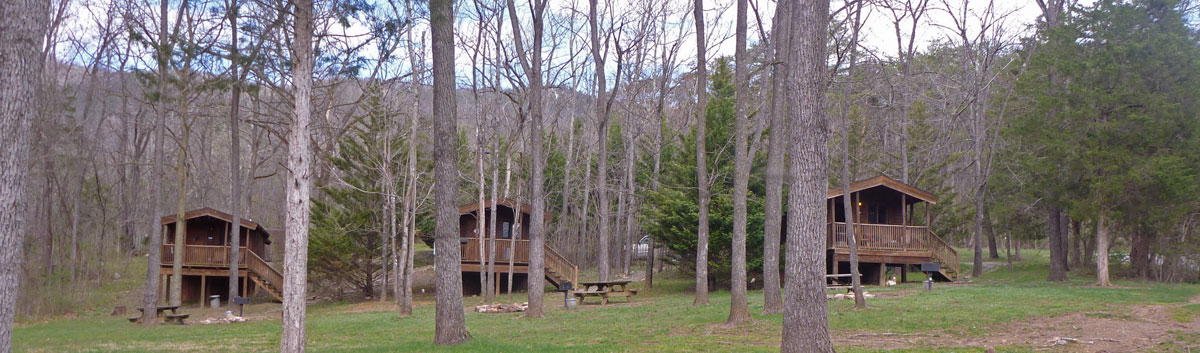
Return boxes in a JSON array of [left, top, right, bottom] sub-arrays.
[[826, 175, 938, 204], [160, 207, 271, 242], [458, 198, 553, 221]]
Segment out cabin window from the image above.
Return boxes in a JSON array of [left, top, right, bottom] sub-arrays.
[[502, 222, 512, 239]]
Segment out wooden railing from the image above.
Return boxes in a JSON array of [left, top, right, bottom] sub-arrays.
[[827, 222, 959, 276], [926, 231, 960, 277], [545, 244, 579, 286], [459, 237, 578, 285], [161, 244, 248, 267], [160, 244, 284, 293], [245, 249, 283, 291], [461, 238, 530, 264]]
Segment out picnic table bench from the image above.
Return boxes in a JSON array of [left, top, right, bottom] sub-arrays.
[[573, 280, 638, 305]]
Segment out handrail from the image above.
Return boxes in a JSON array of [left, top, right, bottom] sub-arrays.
[[544, 244, 579, 287], [244, 249, 283, 291]]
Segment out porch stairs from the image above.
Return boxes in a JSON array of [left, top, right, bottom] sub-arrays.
[[543, 245, 578, 289], [245, 251, 284, 301]]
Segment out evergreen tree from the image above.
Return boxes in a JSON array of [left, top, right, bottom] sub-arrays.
[[310, 90, 403, 297], [643, 58, 766, 286]]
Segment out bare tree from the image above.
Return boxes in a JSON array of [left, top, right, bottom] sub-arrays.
[[505, 0, 549, 318], [395, 0, 424, 316], [836, 0, 867, 310], [281, 0, 315, 350], [431, 0, 470, 345], [141, 0, 171, 326], [726, 0, 751, 324], [691, 0, 711, 306], [761, 0, 792, 315], [938, 0, 1018, 279], [588, 0, 613, 281], [0, 0, 49, 348], [781, 0, 834, 350], [226, 0, 243, 305]]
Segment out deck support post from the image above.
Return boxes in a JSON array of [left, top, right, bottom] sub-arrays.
[[160, 274, 168, 304], [901, 266, 907, 283], [879, 263, 887, 285], [200, 275, 207, 307]]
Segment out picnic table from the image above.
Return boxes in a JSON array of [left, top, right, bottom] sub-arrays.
[[129, 306, 188, 324], [136, 305, 180, 317], [573, 280, 638, 305]]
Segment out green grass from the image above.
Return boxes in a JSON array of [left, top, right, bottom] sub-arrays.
[[1170, 304, 1200, 323], [13, 250, 1200, 352]]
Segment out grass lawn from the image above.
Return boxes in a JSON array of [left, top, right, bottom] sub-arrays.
[[13, 250, 1200, 352]]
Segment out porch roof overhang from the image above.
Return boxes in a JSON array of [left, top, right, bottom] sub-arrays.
[[458, 198, 553, 222], [826, 175, 938, 204], [160, 207, 271, 243]]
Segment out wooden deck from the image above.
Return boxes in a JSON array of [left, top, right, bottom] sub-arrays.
[[160, 245, 283, 300], [826, 222, 959, 281], [459, 238, 578, 289]]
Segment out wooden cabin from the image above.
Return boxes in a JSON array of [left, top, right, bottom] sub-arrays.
[[819, 175, 959, 283], [458, 199, 577, 295], [159, 207, 283, 305]]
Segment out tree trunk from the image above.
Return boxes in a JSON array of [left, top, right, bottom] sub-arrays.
[[620, 132, 635, 277], [508, 183, 522, 302], [1070, 220, 1082, 268], [588, 0, 611, 282], [486, 137, 499, 301], [781, 0, 834, 350], [0, 0, 48, 347], [226, 1, 242, 304], [281, 0, 314, 350], [1046, 205, 1067, 281], [431, 0, 470, 344], [171, 119, 188, 307], [760, 0, 791, 316], [692, 0, 711, 306], [70, 187, 80, 281], [475, 127, 487, 301], [1095, 214, 1111, 287], [1130, 232, 1152, 280], [502, 0, 547, 318], [396, 0, 422, 315], [1005, 233, 1013, 270], [578, 152, 591, 266], [1060, 214, 1070, 272], [1082, 230, 1094, 267], [837, 0, 866, 311], [725, 0, 752, 324], [985, 205, 998, 259], [142, 0, 170, 324], [971, 186, 984, 278]]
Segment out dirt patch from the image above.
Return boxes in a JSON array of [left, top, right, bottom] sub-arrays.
[[835, 299, 1200, 351]]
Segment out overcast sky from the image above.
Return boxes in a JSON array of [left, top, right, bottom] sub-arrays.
[[60, 0, 1062, 88]]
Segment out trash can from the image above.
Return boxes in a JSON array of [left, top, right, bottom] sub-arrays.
[[209, 295, 221, 308], [565, 297, 578, 309]]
